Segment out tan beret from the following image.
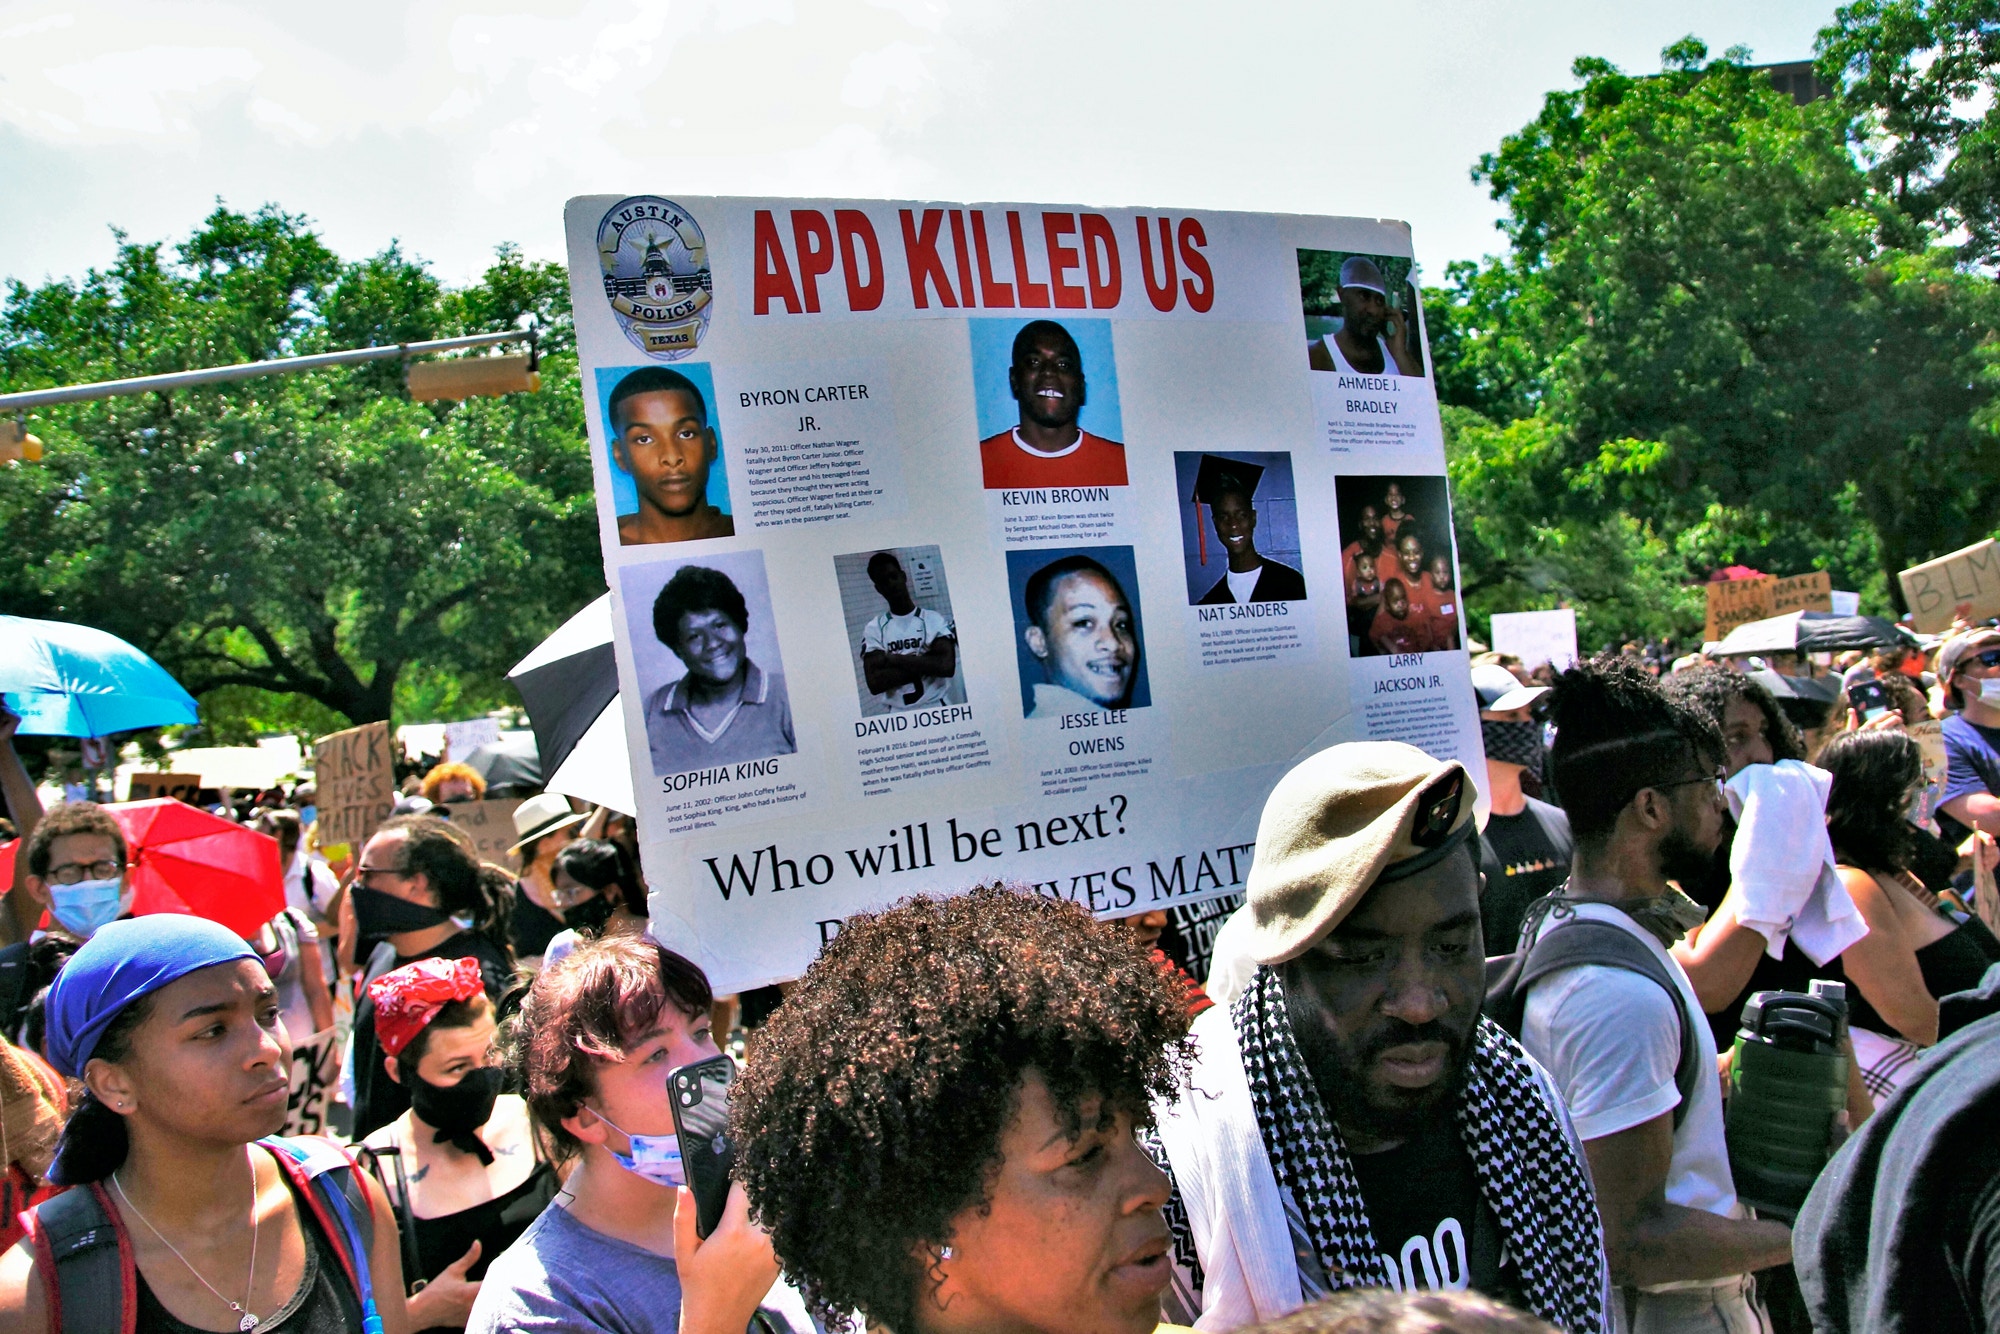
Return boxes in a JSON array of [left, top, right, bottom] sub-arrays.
[[1244, 741, 1478, 965]]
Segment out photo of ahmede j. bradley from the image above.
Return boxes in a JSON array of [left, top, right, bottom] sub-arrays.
[[618, 554, 796, 778], [1299, 249, 1426, 378], [1005, 546, 1151, 718]]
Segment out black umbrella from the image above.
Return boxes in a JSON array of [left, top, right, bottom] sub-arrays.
[[507, 594, 617, 783], [462, 732, 542, 795], [1749, 670, 1846, 733]]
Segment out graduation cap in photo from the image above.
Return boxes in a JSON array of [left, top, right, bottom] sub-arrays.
[[1191, 454, 1265, 566]]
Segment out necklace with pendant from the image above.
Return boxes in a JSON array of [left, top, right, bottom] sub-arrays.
[[113, 1148, 263, 1331]]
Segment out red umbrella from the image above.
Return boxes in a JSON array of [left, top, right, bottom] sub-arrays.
[[0, 799, 282, 939]]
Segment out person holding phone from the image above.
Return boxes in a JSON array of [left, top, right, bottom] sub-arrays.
[[732, 887, 1193, 1334], [1307, 257, 1423, 377], [466, 936, 811, 1334]]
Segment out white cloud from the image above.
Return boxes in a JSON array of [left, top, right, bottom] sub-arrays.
[[38, 45, 262, 137]]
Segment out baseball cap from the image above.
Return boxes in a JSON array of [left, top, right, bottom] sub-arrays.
[[1471, 662, 1549, 714], [1243, 741, 1478, 965], [1338, 255, 1389, 296], [1936, 628, 2000, 683]]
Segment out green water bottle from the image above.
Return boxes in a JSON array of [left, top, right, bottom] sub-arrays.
[[1725, 979, 1850, 1217]]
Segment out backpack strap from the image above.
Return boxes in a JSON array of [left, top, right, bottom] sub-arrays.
[[23, 1181, 136, 1334], [260, 1136, 385, 1334], [1521, 919, 1705, 1130], [0, 941, 34, 1047]]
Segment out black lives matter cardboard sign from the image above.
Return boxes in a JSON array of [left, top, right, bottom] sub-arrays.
[[1900, 540, 2000, 635], [312, 721, 395, 854]]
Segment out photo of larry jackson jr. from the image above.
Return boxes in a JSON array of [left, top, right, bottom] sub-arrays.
[[1022, 555, 1139, 718], [979, 319, 1129, 489], [860, 552, 959, 709]]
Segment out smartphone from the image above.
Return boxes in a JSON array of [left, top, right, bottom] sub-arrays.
[[668, 1053, 737, 1239], [1847, 678, 1892, 723]]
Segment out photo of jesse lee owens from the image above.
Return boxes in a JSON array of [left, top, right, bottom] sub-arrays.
[[858, 551, 959, 710], [1184, 453, 1307, 605], [643, 565, 795, 777], [1336, 475, 1462, 658], [608, 365, 735, 546], [1011, 551, 1149, 718], [978, 319, 1128, 489], [1299, 251, 1425, 378]]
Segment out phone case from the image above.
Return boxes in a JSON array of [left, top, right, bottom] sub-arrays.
[[669, 1054, 737, 1239]]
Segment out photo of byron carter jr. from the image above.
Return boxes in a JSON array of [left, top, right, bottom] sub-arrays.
[[609, 365, 735, 546], [1021, 554, 1140, 717], [979, 319, 1128, 489], [644, 565, 795, 776]]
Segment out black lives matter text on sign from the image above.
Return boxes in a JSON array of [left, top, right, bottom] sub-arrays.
[[717, 361, 905, 528]]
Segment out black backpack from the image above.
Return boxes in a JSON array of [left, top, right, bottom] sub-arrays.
[[1485, 907, 1704, 1130]]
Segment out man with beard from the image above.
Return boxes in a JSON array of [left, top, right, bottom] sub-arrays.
[[645, 565, 796, 776], [1309, 257, 1423, 377], [1521, 658, 1793, 1332], [1021, 554, 1141, 717], [1150, 741, 1611, 1332], [979, 320, 1128, 488]]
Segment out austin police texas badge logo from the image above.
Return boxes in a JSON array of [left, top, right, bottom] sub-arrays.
[[598, 196, 712, 361]]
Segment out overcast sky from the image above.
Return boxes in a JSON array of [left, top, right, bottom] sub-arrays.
[[2, 0, 1839, 294]]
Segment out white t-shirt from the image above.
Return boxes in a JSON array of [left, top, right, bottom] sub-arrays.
[[862, 607, 956, 709], [1321, 331, 1402, 377], [1520, 903, 1741, 1231], [1225, 566, 1262, 604]]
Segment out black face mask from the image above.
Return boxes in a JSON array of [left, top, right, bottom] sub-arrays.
[[408, 1065, 503, 1164], [353, 886, 454, 946], [564, 892, 616, 934], [1481, 719, 1545, 779]]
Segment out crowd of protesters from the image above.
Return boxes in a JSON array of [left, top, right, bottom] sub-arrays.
[[0, 618, 1997, 1334]]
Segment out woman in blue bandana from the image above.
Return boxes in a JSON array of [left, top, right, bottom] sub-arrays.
[[0, 915, 412, 1333]]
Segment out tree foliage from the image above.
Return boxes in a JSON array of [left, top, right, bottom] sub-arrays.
[[0, 206, 600, 736], [1432, 25, 2000, 641]]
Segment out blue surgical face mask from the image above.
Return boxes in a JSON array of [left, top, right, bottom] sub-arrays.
[[50, 878, 124, 938], [298, 804, 317, 828], [594, 1108, 685, 1188]]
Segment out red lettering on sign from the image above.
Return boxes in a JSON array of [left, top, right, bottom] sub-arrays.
[[835, 209, 885, 311], [753, 210, 802, 315], [792, 210, 835, 314], [1136, 215, 1177, 312], [1043, 213, 1085, 309], [971, 211, 1014, 308], [1081, 214, 1121, 308], [1008, 211, 1051, 308], [1178, 217, 1214, 313], [948, 210, 977, 310], [898, 208, 958, 309]]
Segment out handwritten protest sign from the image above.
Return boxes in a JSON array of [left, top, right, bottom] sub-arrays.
[[1489, 609, 1578, 672], [1900, 539, 2000, 634], [449, 797, 528, 870], [127, 773, 200, 803], [312, 722, 394, 853], [1705, 578, 1775, 643], [1769, 571, 1833, 616]]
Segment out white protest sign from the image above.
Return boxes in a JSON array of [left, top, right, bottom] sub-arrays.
[[1488, 609, 1578, 673], [444, 717, 503, 761], [1830, 590, 1860, 616], [565, 196, 1480, 992]]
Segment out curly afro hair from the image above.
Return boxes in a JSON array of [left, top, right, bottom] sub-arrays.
[[730, 886, 1194, 1334], [1659, 665, 1806, 764], [1545, 654, 1724, 840]]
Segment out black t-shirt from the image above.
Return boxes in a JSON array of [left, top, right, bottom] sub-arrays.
[[1346, 1113, 1512, 1302], [510, 888, 567, 960], [1478, 797, 1573, 954], [351, 930, 512, 1141]]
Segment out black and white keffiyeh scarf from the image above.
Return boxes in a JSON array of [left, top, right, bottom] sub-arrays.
[[1233, 967, 1605, 1333]]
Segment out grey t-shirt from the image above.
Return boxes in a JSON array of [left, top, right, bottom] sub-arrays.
[[467, 1201, 813, 1334]]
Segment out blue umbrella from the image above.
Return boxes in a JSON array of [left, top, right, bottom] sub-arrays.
[[0, 616, 199, 738]]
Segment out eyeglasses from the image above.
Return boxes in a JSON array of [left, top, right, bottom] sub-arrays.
[[355, 864, 409, 885], [46, 860, 123, 885], [1654, 768, 1728, 802]]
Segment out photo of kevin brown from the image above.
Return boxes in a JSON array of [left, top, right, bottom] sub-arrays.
[[979, 319, 1128, 489]]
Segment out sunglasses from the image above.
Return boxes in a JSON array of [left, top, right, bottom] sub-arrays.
[[1968, 649, 2000, 669]]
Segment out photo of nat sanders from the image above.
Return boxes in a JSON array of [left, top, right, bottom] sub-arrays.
[[597, 363, 735, 546], [1005, 546, 1151, 718], [1173, 451, 1308, 605], [1298, 249, 1426, 378], [833, 546, 967, 717], [617, 553, 795, 778], [972, 317, 1128, 489], [1334, 474, 1462, 658]]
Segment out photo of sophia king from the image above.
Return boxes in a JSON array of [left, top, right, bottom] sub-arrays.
[[635, 563, 795, 778]]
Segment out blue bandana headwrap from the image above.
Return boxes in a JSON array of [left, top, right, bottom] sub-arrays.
[[45, 915, 256, 1077]]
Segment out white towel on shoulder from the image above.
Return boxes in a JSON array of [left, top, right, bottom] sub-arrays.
[[1724, 759, 1869, 965]]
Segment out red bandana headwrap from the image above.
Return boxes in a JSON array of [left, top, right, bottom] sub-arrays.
[[368, 956, 486, 1058]]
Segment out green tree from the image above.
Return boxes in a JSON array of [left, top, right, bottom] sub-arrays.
[[0, 206, 600, 736]]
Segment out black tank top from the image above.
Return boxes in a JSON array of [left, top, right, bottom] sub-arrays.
[[412, 1159, 559, 1285], [135, 1174, 362, 1334]]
